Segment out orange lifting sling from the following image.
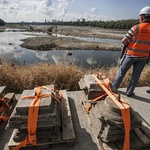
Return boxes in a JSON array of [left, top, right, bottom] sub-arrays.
[[86, 74, 130, 150], [0, 97, 10, 122], [86, 93, 107, 113], [13, 86, 62, 150]]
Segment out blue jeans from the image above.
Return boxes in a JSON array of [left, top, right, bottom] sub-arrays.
[[112, 55, 148, 95]]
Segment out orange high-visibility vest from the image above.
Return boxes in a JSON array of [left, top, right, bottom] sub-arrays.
[[127, 22, 150, 57]]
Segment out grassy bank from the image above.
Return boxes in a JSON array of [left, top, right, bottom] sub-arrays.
[[0, 62, 149, 93]]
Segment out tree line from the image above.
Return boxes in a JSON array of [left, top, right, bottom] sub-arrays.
[[0, 19, 5, 26], [3, 18, 139, 30], [49, 19, 139, 29]]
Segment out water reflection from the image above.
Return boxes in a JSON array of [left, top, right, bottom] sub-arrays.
[[0, 31, 121, 68]]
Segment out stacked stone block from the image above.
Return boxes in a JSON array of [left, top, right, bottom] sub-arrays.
[[98, 96, 142, 143], [78, 75, 143, 144], [8, 85, 61, 143]]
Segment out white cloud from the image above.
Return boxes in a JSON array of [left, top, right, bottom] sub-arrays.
[[36, 0, 53, 15], [84, 13, 96, 21], [0, 0, 52, 22], [0, 0, 103, 22], [42, 0, 52, 7], [9, 3, 20, 10], [90, 7, 97, 13], [0, 0, 9, 5], [0, 0, 138, 22]]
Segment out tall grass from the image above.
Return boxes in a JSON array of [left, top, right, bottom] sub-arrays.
[[0, 62, 149, 93]]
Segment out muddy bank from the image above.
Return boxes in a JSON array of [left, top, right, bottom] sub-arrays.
[[56, 26, 125, 39], [20, 25, 125, 51], [21, 36, 121, 51]]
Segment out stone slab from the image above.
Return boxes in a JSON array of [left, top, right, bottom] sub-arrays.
[[16, 88, 55, 114], [0, 86, 6, 97], [83, 75, 103, 90]]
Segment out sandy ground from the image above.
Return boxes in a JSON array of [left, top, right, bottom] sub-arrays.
[[19, 25, 125, 51]]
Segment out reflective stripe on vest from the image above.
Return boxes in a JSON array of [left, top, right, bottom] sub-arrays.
[[127, 22, 150, 57]]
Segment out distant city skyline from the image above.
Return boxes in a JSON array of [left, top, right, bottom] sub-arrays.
[[0, 0, 150, 22]]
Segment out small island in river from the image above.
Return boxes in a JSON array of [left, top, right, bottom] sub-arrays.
[[19, 25, 126, 51]]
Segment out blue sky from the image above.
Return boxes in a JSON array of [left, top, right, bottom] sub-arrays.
[[0, 0, 150, 22]]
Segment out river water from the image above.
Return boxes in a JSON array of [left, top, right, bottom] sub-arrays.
[[0, 30, 121, 69]]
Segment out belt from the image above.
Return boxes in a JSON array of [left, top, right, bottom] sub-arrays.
[[126, 54, 148, 59]]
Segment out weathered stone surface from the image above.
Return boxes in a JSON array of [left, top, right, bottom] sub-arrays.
[[4, 93, 15, 104], [10, 100, 60, 120], [10, 111, 59, 121], [0, 86, 6, 97], [78, 78, 87, 90], [79, 75, 106, 100], [16, 88, 56, 115], [104, 96, 122, 114], [13, 129, 60, 143], [84, 75, 103, 90], [9, 117, 60, 127], [98, 97, 142, 129]]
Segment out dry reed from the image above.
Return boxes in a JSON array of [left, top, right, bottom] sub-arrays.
[[0, 62, 149, 93]]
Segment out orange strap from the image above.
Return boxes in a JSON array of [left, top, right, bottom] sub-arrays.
[[0, 97, 10, 122], [97, 73, 112, 91], [86, 93, 107, 113], [86, 73, 109, 113], [13, 86, 62, 150], [93, 74, 131, 150]]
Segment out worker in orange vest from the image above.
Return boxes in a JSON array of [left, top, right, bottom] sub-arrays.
[[111, 6, 150, 97]]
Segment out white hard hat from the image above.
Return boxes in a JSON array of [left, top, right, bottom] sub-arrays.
[[139, 6, 150, 16]]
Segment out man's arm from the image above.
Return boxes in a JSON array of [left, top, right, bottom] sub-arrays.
[[122, 26, 134, 45], [122, 36, 129, 46]]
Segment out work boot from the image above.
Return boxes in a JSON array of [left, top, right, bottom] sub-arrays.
[[110, 83, 118, 93], [126, 93, 135, 97], [146, 90, 150, 94]]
